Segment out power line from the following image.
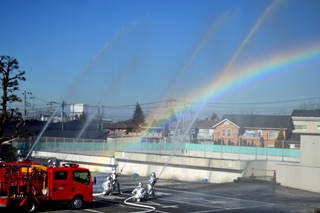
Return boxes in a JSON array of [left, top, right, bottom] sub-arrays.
[[204, 97, 320, 106]]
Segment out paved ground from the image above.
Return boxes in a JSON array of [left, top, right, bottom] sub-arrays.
[[21, 173, 320, 213]]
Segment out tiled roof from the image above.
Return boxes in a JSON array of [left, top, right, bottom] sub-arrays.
[[221, 114, 293, 129], [291, 109, 320, 117], [197, 119, 220, 128], [169, 120, 200, 129], [106, 120, 136, 129]]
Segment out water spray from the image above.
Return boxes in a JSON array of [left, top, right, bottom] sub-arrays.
[[24, 21, 138, 162], [61, 22, 137, 163], [136, 13, 231, 179], [118, 100, 169, 175], [158, 109, 187, 178]]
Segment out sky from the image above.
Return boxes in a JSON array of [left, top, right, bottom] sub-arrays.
[[1, 0, 320, 121]]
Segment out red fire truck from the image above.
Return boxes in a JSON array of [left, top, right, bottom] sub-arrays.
[[0, 160, 93, 212]]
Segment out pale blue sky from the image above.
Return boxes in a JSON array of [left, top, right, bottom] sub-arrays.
[[1, 0, 320, 120]]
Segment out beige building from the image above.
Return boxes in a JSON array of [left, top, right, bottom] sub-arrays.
[[288, 109, 320, 148], [291, 109, 320, 133]]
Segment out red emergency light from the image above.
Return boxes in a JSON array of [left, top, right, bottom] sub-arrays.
[[62, 163, 79, 168]]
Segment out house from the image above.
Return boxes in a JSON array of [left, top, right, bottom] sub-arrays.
[[213, 114, 294, 147], [288, 109, 320, 148], [105, 120, 137, 136], [197, 119, 219, 142]]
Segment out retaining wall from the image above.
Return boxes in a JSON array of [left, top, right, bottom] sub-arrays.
[[276, 135, 320, 193], [31, 150, 288, 183]]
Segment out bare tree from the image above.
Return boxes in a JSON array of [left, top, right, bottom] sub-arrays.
[[298, 98, 320, 110], [0, 56, 26, 139]]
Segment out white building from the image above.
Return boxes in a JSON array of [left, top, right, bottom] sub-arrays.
[[70, 103, 89, 120]]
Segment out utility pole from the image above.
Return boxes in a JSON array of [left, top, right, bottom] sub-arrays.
[[23, 90, 32, 122], [47, 100, 57, 116], [97, 103, 100, 131], [72, 103, 74, 120], [166, 98, 176, 140], [183, 95, 186, 132], [166, 99, 176, 115], [61, 101, 65, 130]]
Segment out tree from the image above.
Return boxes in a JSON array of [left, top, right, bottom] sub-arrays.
[[169, 109, 177, 122], [0, 56, 26, 139], [0, 143, 17, 161], [274, 128, 286, 148], [80, 112, 87, 121], [132, 102, 145, 127], [210, 112, 219, 121]]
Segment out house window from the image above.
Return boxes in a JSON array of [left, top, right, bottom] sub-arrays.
[[222, 129, 226, 137], [227, 129, 231, 136], [268, 130, 278, 139], [294, 125, 307, 131], [317, 124, 320, 129]]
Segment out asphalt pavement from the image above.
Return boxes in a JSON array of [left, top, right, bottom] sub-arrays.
[[29, 173, 320, 213], [2, 173, 318, 213]]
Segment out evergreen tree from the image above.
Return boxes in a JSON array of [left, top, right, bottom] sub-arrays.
[[132, 102, 145, 127], [80, 112, 87, 121], [210, 112, 219, 120], [169, 109, 177, 122], [274, 128, 286, 148]]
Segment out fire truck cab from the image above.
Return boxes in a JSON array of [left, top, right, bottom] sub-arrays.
[[0, 160, 93, 212]]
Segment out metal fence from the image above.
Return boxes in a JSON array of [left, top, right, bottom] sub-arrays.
[[12, 137, 300, 160]]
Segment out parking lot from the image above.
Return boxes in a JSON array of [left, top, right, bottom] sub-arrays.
[[32, 173, 320, 213]]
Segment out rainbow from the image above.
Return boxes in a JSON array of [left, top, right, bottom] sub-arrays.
[[144, 42, 320, 130], [185, 42, 320, 111]]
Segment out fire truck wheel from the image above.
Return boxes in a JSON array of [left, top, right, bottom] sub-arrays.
[[24, 200, 37, 213], [70, 196, 83, 210]]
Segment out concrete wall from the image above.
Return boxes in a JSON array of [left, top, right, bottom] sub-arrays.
[[32, 150, 284, 183], [300, 135, 320, 167], [120, 161, 242, 183], [276, 135, 320, 193], [114, 152, 244, 183], [277, 163, 320, 193]]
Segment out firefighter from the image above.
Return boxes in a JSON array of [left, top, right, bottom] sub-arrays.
[[102, 176, 112, 195], [149, 172, 157, 188], [147, 172, 157, 198], [111, 167, 122, 194], [132, 182, 146, 202]]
